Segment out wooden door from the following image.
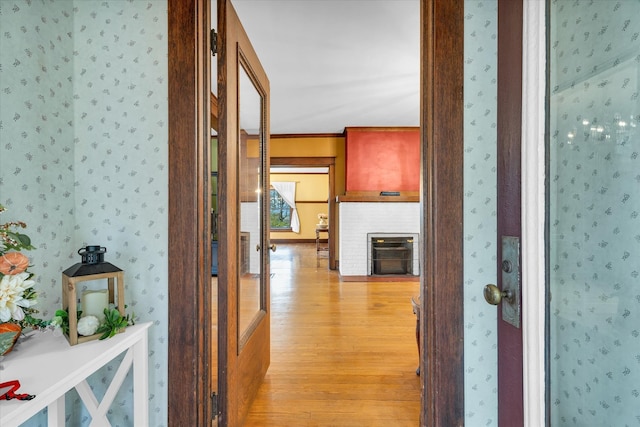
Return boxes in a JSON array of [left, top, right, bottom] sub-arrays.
[[217, 0, 271, 425], [166, 0, 466, 425], [494, 0, 524, 424]]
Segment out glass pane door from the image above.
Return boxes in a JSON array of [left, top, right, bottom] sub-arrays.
[[548, 1, 640, 424], [237, 62, 266, 346]]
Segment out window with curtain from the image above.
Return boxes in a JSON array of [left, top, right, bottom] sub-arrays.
[[270, 181, 300, 233], [270, 188, 292, 229]]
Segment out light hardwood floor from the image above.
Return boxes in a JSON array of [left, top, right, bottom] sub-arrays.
[[243, 243, 421, 426]]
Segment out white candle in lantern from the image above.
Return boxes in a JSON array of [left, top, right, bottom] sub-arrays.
[[81, 289, 109, 322]]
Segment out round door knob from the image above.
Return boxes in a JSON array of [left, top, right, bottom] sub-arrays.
[[483, 284, 513, 305]]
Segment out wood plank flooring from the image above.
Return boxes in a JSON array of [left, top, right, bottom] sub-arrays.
[[243, 243, 421, 426]]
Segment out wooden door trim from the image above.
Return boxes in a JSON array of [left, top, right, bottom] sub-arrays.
[[420, 0, 464, 425], [271, 156, 337, 270], [167, 0, 466, 425], [167, 0, 212, 425], [521, 1, 547, 425], [496, 0, 524, 424]]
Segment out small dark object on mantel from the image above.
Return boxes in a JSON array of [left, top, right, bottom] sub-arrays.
[[379, 191, 400, 196]]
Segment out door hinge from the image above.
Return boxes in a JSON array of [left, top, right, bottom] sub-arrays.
[[210, 29, 217, 56], [211, 392, 218, 419]]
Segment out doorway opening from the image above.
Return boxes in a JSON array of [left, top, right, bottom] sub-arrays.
[[270, 156, 337, 269], [167, 0, 465, 425]]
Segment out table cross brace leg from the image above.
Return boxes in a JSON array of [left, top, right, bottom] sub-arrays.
[[75, 348, 134, 426]]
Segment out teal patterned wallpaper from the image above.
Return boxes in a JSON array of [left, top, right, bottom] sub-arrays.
[[549, 0, 640, 425], [0, 1, 168, 425], [1, 0, 500, 425], [464, 0, 497, 425]]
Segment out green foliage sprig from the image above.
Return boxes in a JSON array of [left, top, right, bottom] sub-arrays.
[[96, 308, 133, 340], [51, 306, 134, 340], [51, 309, 79, 336], [0, 204, 35, 253]]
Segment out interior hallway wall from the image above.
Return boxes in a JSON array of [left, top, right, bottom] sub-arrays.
[[463, 0, 498, 424], [0, 1, 169, 425], [1, 0, 499, 425], [548, 1, 640, 424]]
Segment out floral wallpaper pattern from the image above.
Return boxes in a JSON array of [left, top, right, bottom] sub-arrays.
[[0, 1, 168, 426], [549, 0, 640, 425], [0, 0, 499, 425], [464, 0, 498, 425]]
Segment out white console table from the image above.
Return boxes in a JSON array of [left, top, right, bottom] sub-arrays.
[[0, 321, 151, 426]]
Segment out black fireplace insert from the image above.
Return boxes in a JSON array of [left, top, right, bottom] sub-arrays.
[[371, 237, 413, 275]]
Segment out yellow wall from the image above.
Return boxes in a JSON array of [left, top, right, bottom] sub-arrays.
[[212, 135, 345, 243], [271, 173, 329, 240], [271, 135, 342, 157], [271, 135, 346, 196], [269, 134, 345, 242]]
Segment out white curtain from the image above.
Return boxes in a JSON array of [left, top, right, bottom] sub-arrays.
[[271, 181, 300, 233]]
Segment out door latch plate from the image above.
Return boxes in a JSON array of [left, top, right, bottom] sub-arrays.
[[501, 236, 520, 328]]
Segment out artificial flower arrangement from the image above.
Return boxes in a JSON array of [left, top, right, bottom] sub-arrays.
[[0, 203, 43, 355], [0, 204, 42, 329], [0, 204, 132, 356]]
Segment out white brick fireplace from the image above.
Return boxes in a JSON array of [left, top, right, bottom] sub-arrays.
[[338, 202, 420, 277]]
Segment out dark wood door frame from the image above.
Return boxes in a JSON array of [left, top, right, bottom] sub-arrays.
[[419, 1, 464, 425], [167, 0, 464, 425], [167, 0, 212, 425], [271, 156, 337, 270], [496, 0, 524, 423]]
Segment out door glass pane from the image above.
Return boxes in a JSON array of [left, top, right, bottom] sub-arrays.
[[548, 1, 640, 424], [238, 62, 264, 345]]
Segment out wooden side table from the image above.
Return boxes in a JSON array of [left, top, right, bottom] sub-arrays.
[[411, 295, 421, 376], [0, 322, 152, 426], [315, 227, 329, 254]]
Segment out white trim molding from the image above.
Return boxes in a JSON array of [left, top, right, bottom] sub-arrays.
[[521, 1, 546, 426]]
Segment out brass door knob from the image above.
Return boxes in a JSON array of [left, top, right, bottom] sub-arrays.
[[483, 284, 513, 305]]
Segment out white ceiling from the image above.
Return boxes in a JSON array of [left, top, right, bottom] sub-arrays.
[[228, 0, 420, 135]]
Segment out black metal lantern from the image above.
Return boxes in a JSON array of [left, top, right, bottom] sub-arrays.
[[61, 246, 125, 345]]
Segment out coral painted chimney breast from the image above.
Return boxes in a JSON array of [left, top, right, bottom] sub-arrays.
[[344, 127, 420, 192]]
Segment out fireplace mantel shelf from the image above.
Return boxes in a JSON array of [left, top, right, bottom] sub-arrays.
[[337, 191, 419, 203]]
